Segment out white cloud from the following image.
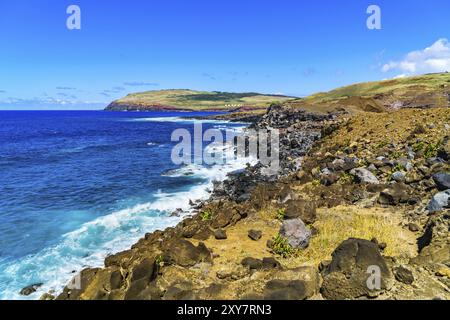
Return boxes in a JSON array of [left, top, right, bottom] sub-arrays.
[[382, 38, 450, 75]]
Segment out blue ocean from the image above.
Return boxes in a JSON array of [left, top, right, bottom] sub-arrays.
[[0, 111, 246, 299]]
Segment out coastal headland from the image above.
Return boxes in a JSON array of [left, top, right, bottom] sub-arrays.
[[45, 73, 449, 300]]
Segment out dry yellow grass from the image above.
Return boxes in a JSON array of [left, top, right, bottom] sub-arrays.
[[196, 204, 417, 272], [284, 206, 417, 267], [285, 72, 450, 114]]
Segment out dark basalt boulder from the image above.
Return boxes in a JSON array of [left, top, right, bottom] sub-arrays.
[[130, 258, 159, 282], [248, 229, 262, 241], [321, 238, 393, 300], [283, 199, 317, 224], [394, 266, 414, 285], [164, 239, 212, 267], [210, 208, 241, 229], [432, 172, 450, 191], [214, 229, 227, 240], [20, 283, 43, 296], [378, 183, 410, 205], [262, 257, 282, 270], [320, 173, 340, 186], [110, 270, 125, 290], [241, 257, 263, 270], [124, 278, 162, 300], [263, 279, 308, 300]]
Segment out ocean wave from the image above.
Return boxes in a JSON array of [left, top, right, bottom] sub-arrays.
[[0, 136, 253, 300], [130, 117, 228, 124], [131, 117, 249, 126]]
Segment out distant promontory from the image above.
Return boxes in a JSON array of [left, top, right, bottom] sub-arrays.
[[104, 89, 297, 112]]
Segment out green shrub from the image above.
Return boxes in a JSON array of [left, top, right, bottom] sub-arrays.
[[275, 208, 286, 221], [391, 151, 404, 159], [412, 141, 425, 153], [156, 255, 164, 267], [376, 140, 390, 148], [339, 172, 355, 184], [424, 140, 442, 159], [201, 209, 213, 221], [271, 234, 295, 257]]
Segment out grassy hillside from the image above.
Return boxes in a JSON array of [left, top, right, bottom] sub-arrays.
[[105, 89, 296, 111], [285, 72, 450, 114]]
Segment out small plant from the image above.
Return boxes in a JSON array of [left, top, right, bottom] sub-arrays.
[[387, 164, 406, 181], [271, 234, 294, 257], [201, 209, 213, 221], [339, 172, 354, 185], [376, 140, 390, 149], [391, 151, 404, 160], [424, 140, 442, 159], [357, 159, 368, 167], [342, 138, 351, 148], [275, 208, 286, 221], [392, 163, 405, 172], [312, 179, 321, 187], [156, 255, 164, 267], [311, 166, 321, 175], [412, 141, 425, 153]]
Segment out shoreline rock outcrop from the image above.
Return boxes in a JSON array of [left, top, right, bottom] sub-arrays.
[[50, 105, 449, 301]]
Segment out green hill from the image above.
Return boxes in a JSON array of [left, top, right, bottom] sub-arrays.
[[105, 89, 296, 111], [285, 72, 450, 114]]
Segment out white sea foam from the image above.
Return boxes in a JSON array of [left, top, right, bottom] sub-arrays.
[[132, 116, 248, 125], [0, 122, 253, 300], [132, 117, 223, 123]]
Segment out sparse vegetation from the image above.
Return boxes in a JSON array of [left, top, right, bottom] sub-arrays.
[[285, 207, 416, 266], [339, 172, 355, 185], [413, 141, 425, 153], [424, 140, 443, 159], [156, 255, 164, 267], [201, 209, 213, 221], [271, 234, 295, 258], [412, 140, 443, 158], [285, 72, 450, 114], [376, 139, 391, 148], [391, 151, 404, 159], [275, 208, 286, 221]]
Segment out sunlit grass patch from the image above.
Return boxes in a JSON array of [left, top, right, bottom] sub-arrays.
[[284, 206, 416, 267]]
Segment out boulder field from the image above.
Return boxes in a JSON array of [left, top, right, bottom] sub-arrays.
[[42, 106, 449, 300]]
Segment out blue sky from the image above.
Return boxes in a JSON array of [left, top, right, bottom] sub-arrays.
[[0, 0, 449, 110]]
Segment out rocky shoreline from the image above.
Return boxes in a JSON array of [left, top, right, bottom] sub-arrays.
[[105, 101, 230, 112], [38, 104, 449, 300]]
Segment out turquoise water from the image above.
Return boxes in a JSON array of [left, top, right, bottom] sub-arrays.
[[0, 111, 245, 299]]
